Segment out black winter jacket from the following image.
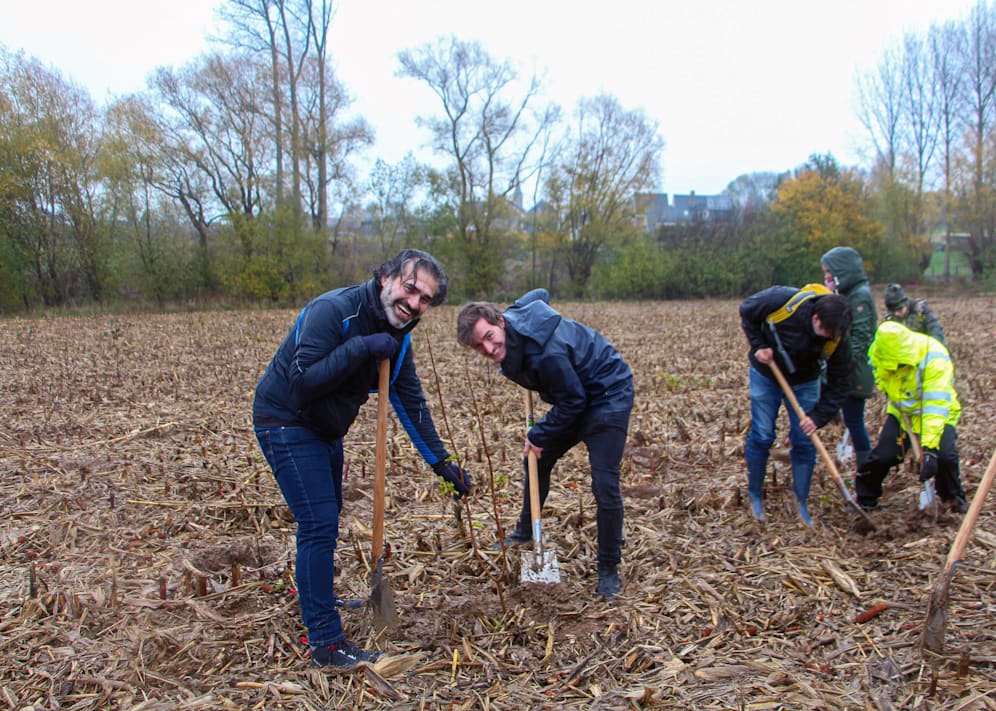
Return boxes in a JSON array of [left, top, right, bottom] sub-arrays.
[[500, 289, 633, 449], [253, 279, 449, 466], [740, 286, 851, 428]]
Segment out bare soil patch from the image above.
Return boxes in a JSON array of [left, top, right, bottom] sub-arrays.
[[1, 297, 994, 709]]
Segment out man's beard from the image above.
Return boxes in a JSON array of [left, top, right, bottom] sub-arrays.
[[380, 281, 412, 329]]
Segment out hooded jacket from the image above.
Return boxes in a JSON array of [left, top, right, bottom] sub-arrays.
[[821, 246, 877, 399], [740, 285, 851, 428], [499, 289, 632, 449], [253, 279, 449, 466], [868, 321, 960, 449], [885, 297, 947, 347]]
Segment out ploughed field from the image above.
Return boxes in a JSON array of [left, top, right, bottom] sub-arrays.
[[1, 297, 994, 709]]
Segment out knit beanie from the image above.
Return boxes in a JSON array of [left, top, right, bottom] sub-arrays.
[[884, 283, 908, 311]]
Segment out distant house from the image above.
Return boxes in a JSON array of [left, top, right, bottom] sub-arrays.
[[634, 191, 734, 231]]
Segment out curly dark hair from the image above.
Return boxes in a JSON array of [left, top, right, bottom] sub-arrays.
[[373, 249, 448, 306]]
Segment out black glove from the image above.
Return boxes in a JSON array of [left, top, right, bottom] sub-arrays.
[[919, 449, 938, 482], [362, 333, 398, 361], [432, 461, 472, 499]]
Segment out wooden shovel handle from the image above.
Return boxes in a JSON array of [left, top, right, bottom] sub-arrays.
[[943, 446, 996, 571], [768, 361, 846, 490], [372, 359, 390, 562], [899, 411, 923, 463], [523, 390, 542, 534]]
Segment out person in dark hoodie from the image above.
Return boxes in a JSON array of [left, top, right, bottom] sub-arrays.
[[253, 249, 471, 670], [820, 246, 878, 470], [456, 290, 633, 601], [740, 287, 852, 525]]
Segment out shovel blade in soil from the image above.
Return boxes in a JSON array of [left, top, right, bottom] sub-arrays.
[[521, 548, 560, 584], [370, 558, 399, 630], [920, 569, 952, 656]]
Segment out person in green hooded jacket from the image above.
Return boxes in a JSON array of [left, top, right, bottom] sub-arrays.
[[856, 321, 967, 512], [820, 246, 877, 469]]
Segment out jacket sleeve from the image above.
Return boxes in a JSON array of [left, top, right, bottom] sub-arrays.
[[739, 289, 778, 351], [528, 352, 587, 447], [915, 358, 954, 449], [920, 303, 947, 346], [810, 335, 851, 427], [389, 346, 449, 467], [287, 299, 369, 408]]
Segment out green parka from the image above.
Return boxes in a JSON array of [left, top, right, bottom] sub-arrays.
[[821, 246, 877, 399]]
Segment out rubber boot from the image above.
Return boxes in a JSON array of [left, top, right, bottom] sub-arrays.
[[792, 463, 814, 527], [855, 449, 870, 470], [746, 456, 767, 522], [596, 563, 622, 601], [796, 498, 813, 527]]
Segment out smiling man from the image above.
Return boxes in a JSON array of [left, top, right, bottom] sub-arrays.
[[457, 289, 633, 601], [253, 249, 471, 670]]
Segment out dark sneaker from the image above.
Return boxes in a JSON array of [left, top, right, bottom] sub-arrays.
[[596, 566, 622, 601], [310, 639, 382, 670], [949, 496, 969, 514], [490, 527, 532, 550]]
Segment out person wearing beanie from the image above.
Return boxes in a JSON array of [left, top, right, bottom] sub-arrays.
[[856, 321, 967, 512], [883, 283, 947, 347], [820, 246, 877, 470]]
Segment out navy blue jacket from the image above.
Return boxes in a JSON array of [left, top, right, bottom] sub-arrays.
[[500, 289, 633, 449], [253, 279, 449, 466], [740, 285, 850, 428]]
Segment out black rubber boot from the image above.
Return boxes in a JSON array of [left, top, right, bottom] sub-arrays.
[[596, 564, 622, 601], [490, 524, 532, 550]]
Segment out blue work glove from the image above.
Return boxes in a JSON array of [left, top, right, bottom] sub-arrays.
[[432, 461, 472, 499], [919, 449, 938, 482], [362, 333, 398, 361]]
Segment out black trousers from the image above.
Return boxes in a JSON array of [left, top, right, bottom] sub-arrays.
[[517, 404, 630, 569], [856, 414, 964, 506]]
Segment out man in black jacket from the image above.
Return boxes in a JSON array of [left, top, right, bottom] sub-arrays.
[[457, 290, 633, 600], [740, 287, 852, 525], [254, 249, 471, 669]]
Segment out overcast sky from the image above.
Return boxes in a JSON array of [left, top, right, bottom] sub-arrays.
[[0, 0, 980, 196]]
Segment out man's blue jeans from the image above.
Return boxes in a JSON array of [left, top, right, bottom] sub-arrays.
[[255, 426, 344, 647], [744, 367, 819, 504]]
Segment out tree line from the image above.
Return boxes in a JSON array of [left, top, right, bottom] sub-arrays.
[[1, 0, 994, 313]]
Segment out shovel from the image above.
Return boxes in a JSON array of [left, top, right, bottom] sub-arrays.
[[920, 447, 996, 656], [520, 390, 560, 584], [370, 359, 398, 629], [768, 361, 876, 530], [899, 411, 936, 513], [835, 429, 854, 466]]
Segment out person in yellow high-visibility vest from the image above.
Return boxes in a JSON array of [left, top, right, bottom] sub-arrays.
[[856, 321, 967, 512]]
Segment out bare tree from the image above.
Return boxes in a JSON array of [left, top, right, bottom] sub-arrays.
[[899, 32, 939, 239], [929, 19, 967, 279], [857, 44, 905, 180], [546, 93, 663, 295], [220, 0, 311, 216], [958, 0, 996, 276], [0, 49, 104, 305], [397, 36, 559, 295]]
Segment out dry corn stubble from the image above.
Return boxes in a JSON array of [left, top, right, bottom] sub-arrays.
[[0, 296, 994, 708]]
